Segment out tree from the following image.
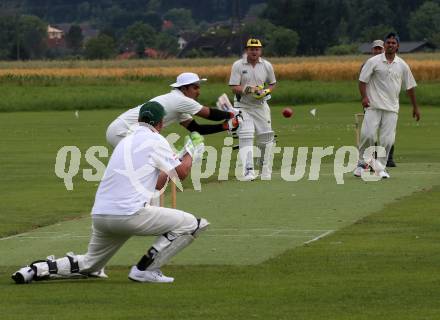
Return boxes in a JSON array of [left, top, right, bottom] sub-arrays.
[[266, 27, 299, 56], [264, 0, 349, 54], [155, 32, 178, 56], [84, 34, 116, 59], [408, 1, 440, 42], [121, 22, 156, 51], [347, 0, 393, 39], [135, 37, 146, 58], [18, 15, 47, 59], [326, 43, 358, 55], [65, 24, 84, 53], [241, 18, 277, 44], [163, 8, 196, 34], [432, 32, 440, 48], [144, 11, 162, 31], [360, 24, 395, 42], [0, 15, 16, 60]]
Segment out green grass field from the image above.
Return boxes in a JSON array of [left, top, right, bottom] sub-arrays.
[[2, 78, 440, 112], [0, 75, 439, 319]]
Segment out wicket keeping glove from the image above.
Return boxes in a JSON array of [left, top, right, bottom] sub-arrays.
[[222, 112, 242, 133]]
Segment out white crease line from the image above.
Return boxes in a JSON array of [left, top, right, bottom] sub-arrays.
[[272, 171, 440, 176], [208, 228, 332, 232], [1, 230, 334, 241], [0, 228, 333, 241], [11, 235, 89, 240], [205, 234, 320, 238], [304, 230, 334, 244], [0, 234, 20, 241]]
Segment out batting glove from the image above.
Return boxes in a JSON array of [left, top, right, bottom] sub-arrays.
[[254, 88, 271, 99], [243, 86, 257, 95], [178, 133, 205, 162]]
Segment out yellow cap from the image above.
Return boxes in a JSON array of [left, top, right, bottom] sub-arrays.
[[246, 38, 262, 47]]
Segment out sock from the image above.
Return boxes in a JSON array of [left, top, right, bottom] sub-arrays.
[[136, 247, 158, 271]]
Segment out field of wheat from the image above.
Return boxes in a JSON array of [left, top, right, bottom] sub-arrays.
[[1, 54, 440, 81]]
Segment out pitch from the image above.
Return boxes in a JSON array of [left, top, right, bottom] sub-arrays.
[[0, 103, 439, 319]]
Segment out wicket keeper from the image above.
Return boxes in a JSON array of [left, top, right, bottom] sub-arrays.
[[12, 102, 209, 284]]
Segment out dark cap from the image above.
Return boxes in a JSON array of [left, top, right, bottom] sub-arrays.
[[139, 101, 165, 125]]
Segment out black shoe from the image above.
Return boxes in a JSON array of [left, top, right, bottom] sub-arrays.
[[386, 159, 396, 167], [387, 145, 396, 167]]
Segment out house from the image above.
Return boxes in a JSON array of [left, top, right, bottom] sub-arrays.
[[178, 36, 187, 50], [178, 26, 251, 58], [177, 32, 198, 50], [47, 25, 65, 48], [56, 23, 99, 41], [358, 40, 436, 54], [47, 25, 63, 39]]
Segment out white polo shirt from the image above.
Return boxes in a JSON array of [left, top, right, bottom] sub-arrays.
[[116, 89, 204, 131], [359, 53, 417, 113], [92, 125, 180, 216], [229, 56, 276, 106]]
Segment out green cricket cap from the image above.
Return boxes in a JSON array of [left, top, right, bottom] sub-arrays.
[[138, 101, 165, 125]]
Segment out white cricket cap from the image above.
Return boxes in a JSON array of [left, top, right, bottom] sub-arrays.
[[371, 40, 384, 48], [170, 72, 207, 88]]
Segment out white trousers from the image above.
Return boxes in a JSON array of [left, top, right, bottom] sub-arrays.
[[106, 118, 134, 147], [358, 108, 398, 168], [78, 206, 198, 273], [236, 102, 273, 172]]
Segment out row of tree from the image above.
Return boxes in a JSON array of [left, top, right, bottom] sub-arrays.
[[0, 0, 439, 59], [264, 0, 440, 54]]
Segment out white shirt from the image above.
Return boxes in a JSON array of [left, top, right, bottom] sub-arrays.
[[229, 56, 276, 106], [116, 89, 203, 131], [92, 125, 180, 215], [359, 53, 417, 113]]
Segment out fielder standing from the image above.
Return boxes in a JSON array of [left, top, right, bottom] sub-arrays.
[[106, 72, 240, 147], [12, 101, 209, 284], [360, 40, 397, 167], [354, 32, 420, 179], [229, 38, 277, 181]]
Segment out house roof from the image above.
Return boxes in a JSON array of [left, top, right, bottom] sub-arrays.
[[47, 25, 63, 33], [178, 33, 247, 57], [55, 23, 99, 40], [358, 40, 435, 54]]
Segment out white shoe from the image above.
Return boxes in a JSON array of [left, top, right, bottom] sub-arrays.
[[89, 268, 109, 279], [378, 170, 390, 179], [241, 169, 257, 181], [128, 266, 174, 283], [12, 266, 35, 284], [353, 163, 370, 177], [260, 166, 272, 180]]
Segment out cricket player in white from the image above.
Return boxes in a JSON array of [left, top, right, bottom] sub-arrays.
[[106, 72, 240, 147], [229, 38, 276, 181], [354, 32, 421, 179], [12, 102, 209, 284]]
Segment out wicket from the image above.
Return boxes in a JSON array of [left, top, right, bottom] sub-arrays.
[[354, 113, 364, 147], [160, 181, 177, 209]]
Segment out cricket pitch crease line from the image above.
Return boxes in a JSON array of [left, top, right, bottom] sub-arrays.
[[271, 171, 440, 176], [0, 229, 334, 241], [304, 230, 334, 244]]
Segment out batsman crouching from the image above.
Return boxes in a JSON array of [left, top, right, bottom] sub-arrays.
[[12, 101, 209, 284]]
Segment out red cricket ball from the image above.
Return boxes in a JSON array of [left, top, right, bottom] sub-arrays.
[[282, 107, 293, 118]]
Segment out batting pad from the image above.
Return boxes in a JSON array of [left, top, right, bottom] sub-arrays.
[[147, 234, 194, 270]]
